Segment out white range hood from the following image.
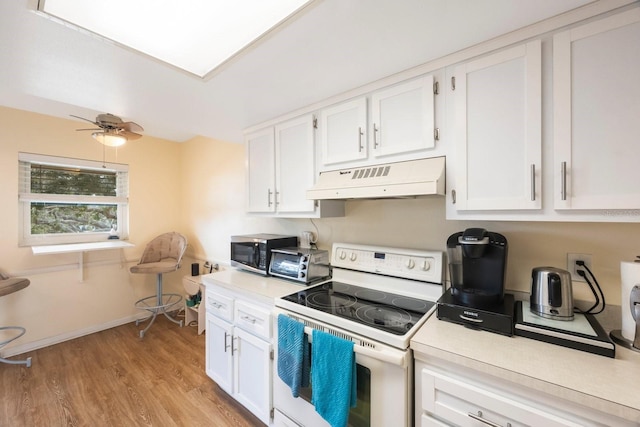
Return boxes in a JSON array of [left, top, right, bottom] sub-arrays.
[[307, 157, 445, 200]]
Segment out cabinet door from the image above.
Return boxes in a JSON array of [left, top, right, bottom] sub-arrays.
[[275, 114, 316, 213], [553, 10, 640, 210], [453, 40, 542, 211], [246, 128, 276, 213], [320, 97, 368, 166], [233, 327, 272, 425], [205, 313, 234, 394], [371, 75, 436, 158]]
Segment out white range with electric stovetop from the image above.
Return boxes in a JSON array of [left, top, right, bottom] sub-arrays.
[[273, 242, 444, 427]]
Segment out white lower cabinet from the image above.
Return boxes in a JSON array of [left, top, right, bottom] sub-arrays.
[[415, 359, 634, 427], [205, 288, 273, 425]]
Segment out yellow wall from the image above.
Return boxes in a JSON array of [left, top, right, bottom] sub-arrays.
[[2, 106, 639, 355], [0, 106, 185, 350]]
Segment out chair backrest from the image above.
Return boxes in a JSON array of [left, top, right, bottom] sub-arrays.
[[139, 232, 188, 266]]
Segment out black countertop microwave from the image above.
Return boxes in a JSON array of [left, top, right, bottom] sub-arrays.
[[230, 234, 298, 276]]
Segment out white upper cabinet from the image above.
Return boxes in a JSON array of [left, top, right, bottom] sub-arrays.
[[320, 97, 368, 166], [246, 128, 276, 213], [274, 114, 316, 213], [371, 74, 435, 158], [319, 74, 439, 171], [452, 40, 542, 211], [553, 9, 640, 211], [245, 115, 344, 218]]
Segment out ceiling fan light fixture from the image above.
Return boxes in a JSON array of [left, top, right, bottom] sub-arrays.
[[92, 131, 127, 147]]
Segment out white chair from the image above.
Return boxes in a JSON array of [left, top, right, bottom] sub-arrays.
[[0, 273, 32, 367], [130, 232, 187, 338]]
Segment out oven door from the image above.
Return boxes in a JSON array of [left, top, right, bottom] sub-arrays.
[[273, 311, 412, 427]]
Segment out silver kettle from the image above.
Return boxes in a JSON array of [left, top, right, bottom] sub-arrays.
[[530, 267, 574, 321]]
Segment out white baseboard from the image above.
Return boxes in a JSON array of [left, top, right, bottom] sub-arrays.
[[1, 314, 143, 358]]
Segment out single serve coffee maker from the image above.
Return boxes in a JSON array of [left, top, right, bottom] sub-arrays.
[[447, 227, 508, 307], [437, 228, 515, 336]]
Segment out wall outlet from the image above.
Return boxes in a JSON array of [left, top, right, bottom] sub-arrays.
[[567, 253, 592, 282]]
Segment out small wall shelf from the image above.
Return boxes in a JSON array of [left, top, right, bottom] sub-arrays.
[[32, 240, 135, 281]]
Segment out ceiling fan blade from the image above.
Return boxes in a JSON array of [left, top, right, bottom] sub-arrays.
[[122, 131, 143, 140], [70, 114, 99, 126], [121, 121, 144, 133], [76, 128, 103, 131]]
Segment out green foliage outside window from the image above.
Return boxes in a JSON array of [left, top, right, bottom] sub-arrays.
[[29, 165, 118, 235], [31, 203, 117, 234]]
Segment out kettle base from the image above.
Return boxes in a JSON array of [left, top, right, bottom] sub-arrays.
[[529, 304, 574, 321]]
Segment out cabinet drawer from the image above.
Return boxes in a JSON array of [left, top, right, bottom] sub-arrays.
[[234, 300, 271, 340], [205, 290, 233, 322], [421, 368, 595, 427]]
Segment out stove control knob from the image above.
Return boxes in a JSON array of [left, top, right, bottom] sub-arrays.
[[339, 250, 347, 260], [421, 260, 431, 271], [349, 252, 357, 262], [406, 259, 415, 269]]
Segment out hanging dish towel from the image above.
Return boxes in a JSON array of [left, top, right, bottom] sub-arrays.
[[311, 329, 357, 427], [277, 314, 307, 397]]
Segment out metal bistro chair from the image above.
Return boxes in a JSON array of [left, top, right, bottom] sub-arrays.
[[0, 273, 32, 367], [130, 232, 187, 338]]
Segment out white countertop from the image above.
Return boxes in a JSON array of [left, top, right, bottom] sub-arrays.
[[200, 268, 307, 305], [411, 316, 640, 423]]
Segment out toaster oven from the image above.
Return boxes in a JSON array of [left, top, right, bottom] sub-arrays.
[[269, 247, 330, 284]]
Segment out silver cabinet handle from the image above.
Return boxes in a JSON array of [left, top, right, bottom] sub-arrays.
[[358, 127, 364, 152], [560, 161, 567, 201], [373, 123, 379, 148], [530, 164, 536, 202], [468, 411, 511, 427], [267, 189, 273, 207], [224, 331, 230, 353], [240, 315, 257, 324], [275, 191, 280, 207], [231, 336, 238, 356]]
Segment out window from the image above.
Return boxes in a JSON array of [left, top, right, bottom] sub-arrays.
[[19, 153, 129, 246]]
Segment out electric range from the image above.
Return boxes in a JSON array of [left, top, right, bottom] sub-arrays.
[[273, 242, 444, 427], [275, 242, 444, 350]]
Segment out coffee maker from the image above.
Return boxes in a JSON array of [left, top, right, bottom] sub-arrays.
[[447, 228, 508, 307], [437, 228, 514, 336]]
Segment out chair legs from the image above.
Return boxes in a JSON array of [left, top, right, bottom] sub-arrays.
[[0, 326, 32, 367], [134, 273, 183, 338]]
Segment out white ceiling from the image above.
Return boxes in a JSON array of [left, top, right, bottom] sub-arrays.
[[0, 0, 593, 144]]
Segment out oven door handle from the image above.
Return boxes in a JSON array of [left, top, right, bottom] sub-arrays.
[[302, 325, 408, 368]]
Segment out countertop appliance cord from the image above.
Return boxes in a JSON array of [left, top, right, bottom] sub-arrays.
[[575, 262, 606, 315]]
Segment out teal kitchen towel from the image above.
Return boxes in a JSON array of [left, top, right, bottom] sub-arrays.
[[277, 314, 306, 397], [311, 329, 356, 427]]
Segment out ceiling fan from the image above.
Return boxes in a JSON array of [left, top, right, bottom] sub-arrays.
[[71, 113, 144, 147]]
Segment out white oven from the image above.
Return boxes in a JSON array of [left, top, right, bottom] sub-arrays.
[[273, 243, 443, 427]]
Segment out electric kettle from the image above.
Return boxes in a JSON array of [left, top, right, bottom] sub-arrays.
[[530, 267, 574, 321]]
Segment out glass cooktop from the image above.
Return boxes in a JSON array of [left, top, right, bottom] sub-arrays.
[[281, 281, 435, 335]]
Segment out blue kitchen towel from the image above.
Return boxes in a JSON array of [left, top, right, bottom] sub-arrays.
[[277, 314, 306, 397], [311, 329, 356, 427]]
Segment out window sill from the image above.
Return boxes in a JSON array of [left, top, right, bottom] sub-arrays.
[[31, 240, 134, 281], [31, 240, 134, 255]]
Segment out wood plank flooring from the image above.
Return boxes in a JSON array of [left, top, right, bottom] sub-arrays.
[[0, 313, 263, 427]]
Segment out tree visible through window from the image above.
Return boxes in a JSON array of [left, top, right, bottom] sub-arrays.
[[29, 165, 118, 235], [19, 153, 129, 246]]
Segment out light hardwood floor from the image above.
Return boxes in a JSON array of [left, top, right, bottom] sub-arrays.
[[0, 313, 263, 426]]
